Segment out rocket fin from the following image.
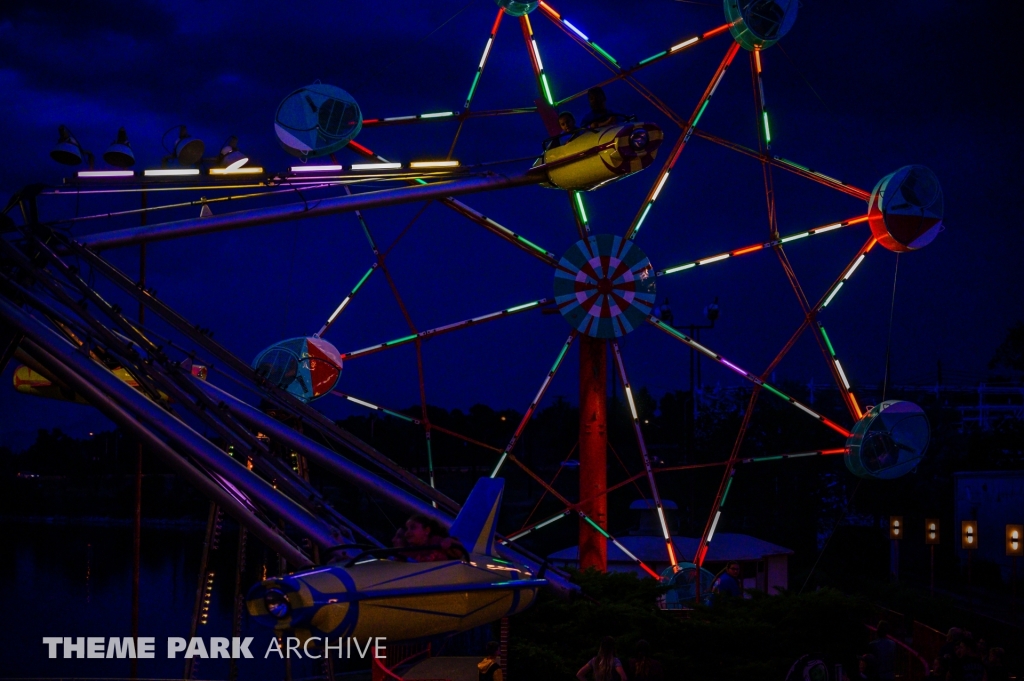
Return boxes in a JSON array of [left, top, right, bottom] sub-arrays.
[[450, 477, 504, 557]]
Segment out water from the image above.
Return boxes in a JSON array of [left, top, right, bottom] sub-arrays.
[[0, 522, 370, 680]]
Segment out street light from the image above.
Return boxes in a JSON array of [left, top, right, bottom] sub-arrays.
[[925, 518, 939, 596], [1009, 524, 1022, 614], [889, 516, 902, 582], [962, 520, 977, 605], [654, 296, 719, 448]]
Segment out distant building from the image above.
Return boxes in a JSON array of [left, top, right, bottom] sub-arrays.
[[954, 471, 1024, 582], [548, 500, 792, 594]]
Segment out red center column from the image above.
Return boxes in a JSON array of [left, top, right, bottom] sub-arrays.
[[578, 335, 607, 572]]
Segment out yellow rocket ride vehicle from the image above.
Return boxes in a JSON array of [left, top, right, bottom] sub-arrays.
[[246, 478, 546, 642], [537, 118, 663, 191]]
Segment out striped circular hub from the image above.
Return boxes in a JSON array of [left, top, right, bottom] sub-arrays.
[[554, 235, 656, 338]]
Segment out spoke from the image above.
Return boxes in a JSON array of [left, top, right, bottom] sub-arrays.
[[570, 190, 589, 237], [467, 11, 505, 109], [611, 342, 679, 570], [329, 390, 421, 423], [342, 297, 552, 360], [625, 41, 742, 241], [315, 264, 379, 338], [519, 14, 555, 106], [692, 129, 872, 201], [648, 317, 852, 437], [536, 2, 621, 68], [578, 512, 662, 579], [816, 236, 878, 311], [491, 332, 577, 477], [657, 215, 869, 277], [442, 198, 560, 266], [738, 447, 847, 464], [360, 110, 459, 126], [816, 321, 864, 420]]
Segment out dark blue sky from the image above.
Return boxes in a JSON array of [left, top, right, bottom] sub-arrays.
[[1, 0, 1021, 451]]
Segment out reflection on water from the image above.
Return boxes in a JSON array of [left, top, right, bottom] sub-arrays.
[[1, 522, 364, 680]]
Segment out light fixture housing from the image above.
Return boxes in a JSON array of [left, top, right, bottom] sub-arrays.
[[925, 518, 940, 545], [1008, 524, 1023, 557], [889, 516, 903, 540], [50, 125, 91, 166], [219, 136, 249, 170], [103, 127, 135, 168], [961, 520, 977, 550], [173, 126, 205, 166]]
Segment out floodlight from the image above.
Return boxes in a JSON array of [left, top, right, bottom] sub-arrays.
[[50, 125, 92, 166], [103, 127, 135, 168]]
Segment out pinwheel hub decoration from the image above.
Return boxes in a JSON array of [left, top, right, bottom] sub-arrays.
[[554, 234, 656, 339]]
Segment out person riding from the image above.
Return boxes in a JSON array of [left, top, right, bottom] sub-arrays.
[[398, 514, 467, 562], [581, 87, 617, 129]]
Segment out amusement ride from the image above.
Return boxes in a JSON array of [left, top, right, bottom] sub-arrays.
[[0, 0, 943, 664]]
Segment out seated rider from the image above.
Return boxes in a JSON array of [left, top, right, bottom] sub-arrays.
[[580, 86, 617, 129], [397, 514, 467, 562]]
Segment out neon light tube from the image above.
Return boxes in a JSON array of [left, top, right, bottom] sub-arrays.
[[793, 402, 820, 418], [813, 223, 843, 234], [780, 232, 809, 243], [651, 173, 670, 202], [720, 359, 747, 376], [845, 254, 866, 279], [563, 20, 588, 41], [590, 42, 617, 64], [540, 73, 554, 105], [351, 162, 401, 170], [633, 204, 653, 236], [671, 37, 699, 52], [290, 165, 342, 172], [506, 301, 539, 313], [692, 100, 710, 127], [208, 167, 263, 175], [720, 477, 734, 506], [467, 72, 482, 103], [822, 281, 843, 308], [834, 359, 851, 390], [345, 396, 378, 410], [639, 51, 667, 65], [707, 511, 722, 542], [78, 170, 134, 178], [787, 452, 817, 459], [326, 297, 351, 324], [698, 254, 729, 265], [531, 40, 545, 72], [573, 192, 588, 223], [732, 245, 762, 256], [421, 112, 456, 119], [663, 263, 696, 275], [819, 325, 836, 356], [384, 115, 416, 122], [535, 513, 567, 531], [143, 169, 199, 176], [480, 38, 494, 68], [538, 1, 558, 18], [489, 452, 508, 478], [584, 515, 610, 539], [754, 48, 762, 73], [409, 160, 460, 168], [624, 386, 639, 420], [763, 111, 771, 143]]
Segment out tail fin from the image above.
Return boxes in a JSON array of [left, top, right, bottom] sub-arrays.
[[449, 477, 504, 557]]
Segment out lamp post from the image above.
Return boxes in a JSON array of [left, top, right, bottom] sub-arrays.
[[889, 516, 903, 582], [925, 518, 940, 597], [654, 298, 718, 532], [962, 520, 977, 607], [1008, 524, 1022, 614]]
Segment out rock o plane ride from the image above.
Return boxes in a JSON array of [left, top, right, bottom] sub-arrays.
[[246, 477, 547, 642]]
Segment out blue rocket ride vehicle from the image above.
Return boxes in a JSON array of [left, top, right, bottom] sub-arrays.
[[246, 478, 547, 642]]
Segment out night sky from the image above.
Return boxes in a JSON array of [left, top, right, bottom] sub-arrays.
[[1, 0, 1021, 452]]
